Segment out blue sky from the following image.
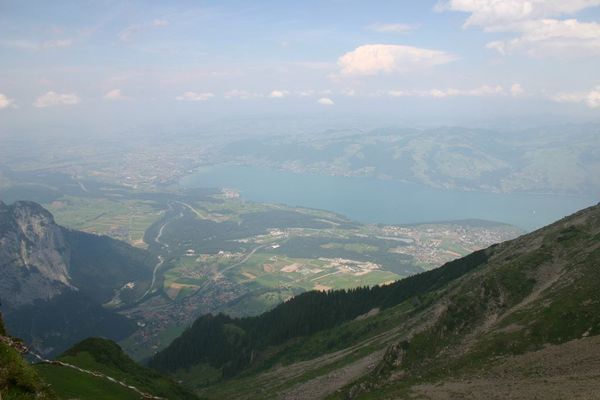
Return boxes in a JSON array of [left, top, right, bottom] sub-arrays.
[[1, 0, 599, 128]]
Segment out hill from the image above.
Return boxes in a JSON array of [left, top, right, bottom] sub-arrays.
[[34, 338, 198, 400], [217, 124, 600, 197], [148, 203, 600, 399], [1, 310, 196, 400]]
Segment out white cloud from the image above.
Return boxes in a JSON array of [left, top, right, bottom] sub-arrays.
[[44, 39, 73, 48], [269, 90, 290, 98], [551, 86, 600, 108], [0, 39, 38, 50], [152, 19, 169, 28], [386, 85, 505, 98], [119, 19, 169, 42], [431, 85, 504, 97], [317, 97, 335, 106], [367, 23, 419, 33], [510, 83, 524, 96], [175, 91, 214, 102], [298, 90, 315, 97], [33, 91, 80, 108], [437, 0, 600, 27], [0, 38, 73, 50], [587, 88, 600, 108], [338, 44, 457, 75], [0, 94, 14, 109], [550, 92, 583, 103], [439, 0, 600, 56], [224, 89, 263, 99], [486, 19, 600, 56], [103, 88, 131, 101]]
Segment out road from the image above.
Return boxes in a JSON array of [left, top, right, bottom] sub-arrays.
[[220, 244, 268, 274], [139, 201, 276, 300], [173, 200, 206, 219]]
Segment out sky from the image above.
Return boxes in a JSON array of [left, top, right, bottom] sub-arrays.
[[1, 0, 600, 131]]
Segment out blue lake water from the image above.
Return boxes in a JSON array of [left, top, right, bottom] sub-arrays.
[[180, 164, 598, 231]]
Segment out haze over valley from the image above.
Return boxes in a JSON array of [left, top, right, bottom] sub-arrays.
[[1, 1, 599, 399]]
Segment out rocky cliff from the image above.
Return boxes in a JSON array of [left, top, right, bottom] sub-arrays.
[[0, 201, 74, 309], [0, 201, 155, 355]]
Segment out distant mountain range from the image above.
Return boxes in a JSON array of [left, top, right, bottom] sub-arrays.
[[0, 201, 155, 356], [217, 124, 600, 196]]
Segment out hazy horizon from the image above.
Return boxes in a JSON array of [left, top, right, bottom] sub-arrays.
[[1, 0, 600, 135]]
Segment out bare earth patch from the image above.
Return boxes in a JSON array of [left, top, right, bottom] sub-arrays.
[[241, 272, 257, 280], [281, 263, 303, 273], [263, 264, 274, 272]]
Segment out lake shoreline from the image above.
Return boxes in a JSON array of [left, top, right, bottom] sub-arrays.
[[180, 164, 598, 232]]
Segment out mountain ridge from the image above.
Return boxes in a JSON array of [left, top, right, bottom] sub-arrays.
[[34, 337, 199, 400]]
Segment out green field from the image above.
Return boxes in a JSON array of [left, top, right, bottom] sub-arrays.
[[227, 252, 401, 291], [46, 196, 162, 247]]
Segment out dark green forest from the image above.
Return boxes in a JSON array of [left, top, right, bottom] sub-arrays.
[[149, 247, 492, 376]]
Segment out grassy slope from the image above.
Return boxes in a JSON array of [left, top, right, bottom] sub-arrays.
[[35, 338, 198, 400], [338, 204, 600, 399], [34, 365, 139, 400], [0, 316, 56, 400]]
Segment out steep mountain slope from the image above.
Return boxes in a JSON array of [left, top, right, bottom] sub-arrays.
[[342, 202, 600, 399], [149, 203, 600, 399], [0, 314, 56, 400], [4, 291, 137, 357], [0, 201, 155, 355], [0, 201, 73, 308], [149, 249, 491, 377], [35, 338, 198, 400]]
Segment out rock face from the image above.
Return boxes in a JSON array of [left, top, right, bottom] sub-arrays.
[[0, 201, 154, 356], [0, 201, 74, 308]]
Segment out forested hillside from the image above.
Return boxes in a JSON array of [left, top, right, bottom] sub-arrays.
[[149, 203, 600, 400], [149, 247, 491, 375]]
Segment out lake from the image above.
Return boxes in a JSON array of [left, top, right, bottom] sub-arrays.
[[180, 164, 598, 231]]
